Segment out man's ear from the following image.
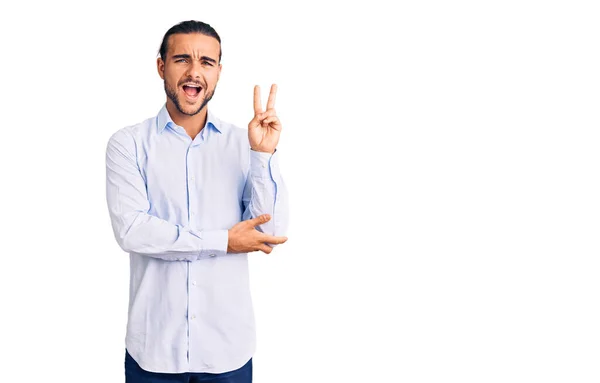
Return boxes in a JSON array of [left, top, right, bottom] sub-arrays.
[[217, 63, 222, 82], [157, 57, 165, 80]]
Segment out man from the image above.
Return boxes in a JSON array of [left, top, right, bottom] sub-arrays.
[[105, 20, 289, 383]]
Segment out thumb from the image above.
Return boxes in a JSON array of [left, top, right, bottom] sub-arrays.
[[248, 214, 271, 227], [248, 114, 263, 130]]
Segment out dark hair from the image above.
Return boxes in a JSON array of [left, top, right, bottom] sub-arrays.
[[158, 20, 222, 62]]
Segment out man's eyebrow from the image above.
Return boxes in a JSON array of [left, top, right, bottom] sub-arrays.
[[171, 54, 217, 63], [171, 54, 191, 60], [201, 56, 217, 64]]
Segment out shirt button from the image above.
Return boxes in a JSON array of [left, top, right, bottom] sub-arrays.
[[209, 253, 216, 257], [189, 176, 195, 181], [192, 281, 197, 286], [191, 315, 196, 320], [262, 164, 266, 168]]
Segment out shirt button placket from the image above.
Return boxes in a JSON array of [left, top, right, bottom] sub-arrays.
[[186, 144, 195, 225], [186, 143, 196, 367]]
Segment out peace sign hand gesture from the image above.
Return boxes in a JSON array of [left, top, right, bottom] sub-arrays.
[[248, 84, 282, 154]]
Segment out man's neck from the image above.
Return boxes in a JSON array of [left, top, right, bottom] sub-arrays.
[[166, 101, 207, 140]]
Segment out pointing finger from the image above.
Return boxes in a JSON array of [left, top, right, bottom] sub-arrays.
[[261, 234, 288, 245], [266, 84, 277, 110], [253, 85, 263, 115]]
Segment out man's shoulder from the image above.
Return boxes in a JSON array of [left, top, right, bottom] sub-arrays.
[[212, 115, 246, 138], [108, 116, 155, 146]]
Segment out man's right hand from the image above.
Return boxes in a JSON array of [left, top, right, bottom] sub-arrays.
[[227, 214, 288, 254]]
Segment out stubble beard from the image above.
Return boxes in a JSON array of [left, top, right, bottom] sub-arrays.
[[164, 80, 215, 116]]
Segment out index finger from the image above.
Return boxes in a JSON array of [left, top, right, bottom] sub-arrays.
[[261, 233, 288, 245], [253, 85, 262, 114], [266, 84, 277, 110]]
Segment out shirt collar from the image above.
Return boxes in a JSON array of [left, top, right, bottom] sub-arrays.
[[156, 104, 222, 135]]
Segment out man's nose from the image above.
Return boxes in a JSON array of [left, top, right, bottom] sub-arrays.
[[185, 60, 202, 78]]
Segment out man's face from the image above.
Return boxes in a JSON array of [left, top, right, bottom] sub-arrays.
[[157, 33, 222, 116]]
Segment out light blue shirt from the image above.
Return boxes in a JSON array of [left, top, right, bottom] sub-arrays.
[[105, 104, 289, 374]]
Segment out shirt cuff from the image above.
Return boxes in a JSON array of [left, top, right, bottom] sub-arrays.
[[250, 148, 280, 180], [197, 229, 229, 258]]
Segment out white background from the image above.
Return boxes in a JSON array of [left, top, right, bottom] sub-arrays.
[[0, 0, 599, 382]]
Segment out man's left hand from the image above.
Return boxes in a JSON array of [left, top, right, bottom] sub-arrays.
[[248, 84, 282, 154]]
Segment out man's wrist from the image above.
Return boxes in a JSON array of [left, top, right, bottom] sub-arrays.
[[251, 147, 275, 154]]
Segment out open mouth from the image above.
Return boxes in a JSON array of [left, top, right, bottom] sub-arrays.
[[182, 84, 203, 100]]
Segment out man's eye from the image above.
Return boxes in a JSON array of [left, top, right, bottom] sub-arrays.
[[202, 61, 213, 66], [175, 59, 186, 63]]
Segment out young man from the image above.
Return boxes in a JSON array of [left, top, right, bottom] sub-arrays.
[[105, 20, 289, 383]]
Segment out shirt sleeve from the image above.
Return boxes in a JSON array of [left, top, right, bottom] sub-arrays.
[[242, 148, 290, 245], [105, 129, 228, 261]]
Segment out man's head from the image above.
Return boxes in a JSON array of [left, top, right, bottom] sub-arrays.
[[157, 21, 222, 116]]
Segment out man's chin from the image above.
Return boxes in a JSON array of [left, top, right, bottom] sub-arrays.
[[177, 102, 205, 116]]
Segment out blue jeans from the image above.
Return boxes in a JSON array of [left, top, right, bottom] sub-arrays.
[[125, 349, 252, 383]]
